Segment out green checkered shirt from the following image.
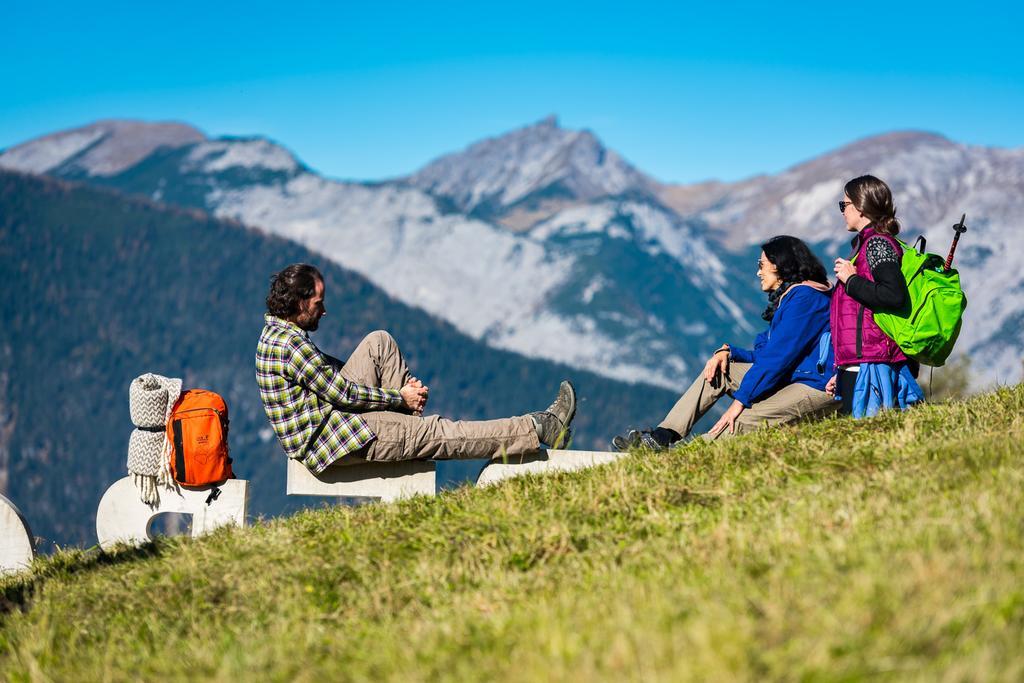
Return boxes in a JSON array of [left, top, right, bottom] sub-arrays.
[[255, 315, 403, 473]]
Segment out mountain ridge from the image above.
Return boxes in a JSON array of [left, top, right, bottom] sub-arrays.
[[1, 117, 757, 389], [2, 117, 1021, 388], [0, 119, 205, 177]]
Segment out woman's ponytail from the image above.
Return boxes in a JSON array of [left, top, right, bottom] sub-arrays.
[[875, 213, 901, 236]]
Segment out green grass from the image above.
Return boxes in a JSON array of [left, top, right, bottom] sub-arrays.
[[3, 386, 1024, 682]]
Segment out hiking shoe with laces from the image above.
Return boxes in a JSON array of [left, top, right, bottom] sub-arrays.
[[611, 428, 678, 452], [531, 380, 576, 448], [611, 430, 639, 451]]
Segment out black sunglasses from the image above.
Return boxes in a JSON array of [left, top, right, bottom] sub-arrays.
[[839, 201, 854, 213]]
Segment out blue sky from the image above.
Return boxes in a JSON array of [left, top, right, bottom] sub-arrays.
[[2, 1, 1021, 183]]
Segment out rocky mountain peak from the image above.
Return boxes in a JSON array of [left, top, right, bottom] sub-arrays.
[[789, 130, 959, 175], [0, 119, 205, 177], [839, 129, 952, 149], [407, 116, 656, 215], [536, 114, 560, 128], [657, 129, 986, 247]]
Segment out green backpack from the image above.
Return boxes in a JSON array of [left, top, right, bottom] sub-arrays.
[[857, 236, 967, 367]]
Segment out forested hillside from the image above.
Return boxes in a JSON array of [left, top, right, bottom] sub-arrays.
[[0, 170, 678, 547]]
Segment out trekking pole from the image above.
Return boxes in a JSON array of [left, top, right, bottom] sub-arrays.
[[944, 213, 967, 270]]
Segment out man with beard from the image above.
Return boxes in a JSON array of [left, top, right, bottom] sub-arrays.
[[256, 264, 576, 474]]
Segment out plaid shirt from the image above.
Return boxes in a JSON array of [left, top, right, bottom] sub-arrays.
[[255, 315, 403, 473]]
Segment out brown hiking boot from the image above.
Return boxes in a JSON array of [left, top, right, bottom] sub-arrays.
[[531, 380, 576, 448]]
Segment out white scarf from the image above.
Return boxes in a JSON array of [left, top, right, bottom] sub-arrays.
[[127, 373, 182, 505]]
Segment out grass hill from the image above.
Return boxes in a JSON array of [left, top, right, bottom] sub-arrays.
[[2, 386, 1022, 681], [0, 169, 678, 548]]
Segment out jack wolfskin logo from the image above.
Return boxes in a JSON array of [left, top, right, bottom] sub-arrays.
[[196, 435, 210, 446]]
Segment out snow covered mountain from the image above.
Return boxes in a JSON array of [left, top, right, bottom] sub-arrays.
[[1, 120, 751, 389], [3, 119, 1020, 388], [406, 115, 658, 217], [0, 119, 204, 177]]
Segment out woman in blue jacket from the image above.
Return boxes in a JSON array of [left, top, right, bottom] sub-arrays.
[[613, 235, 837, 450]]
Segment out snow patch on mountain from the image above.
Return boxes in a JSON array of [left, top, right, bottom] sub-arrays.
[[531, 203, 624, 240], [580, 276, 608, 304], [620, 201, 729, 285], [186, 138, 300, 174], [0, 128, 105, 174], [533, 200, 716, 274], [489, 310, 687, 387], [531, 199, 752, 333], [783, 179, 844, 226]]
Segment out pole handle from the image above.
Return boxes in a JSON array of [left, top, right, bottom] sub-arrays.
[[944, 213, 967, 270]]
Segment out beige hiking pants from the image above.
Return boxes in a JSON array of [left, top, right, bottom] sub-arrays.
[[659, 361, 838, 440], [338, 331, 540, 462]]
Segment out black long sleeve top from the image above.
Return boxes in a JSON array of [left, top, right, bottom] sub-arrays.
[[845, 235, 908, 312]]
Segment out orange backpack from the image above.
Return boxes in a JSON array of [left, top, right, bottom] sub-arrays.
[[166, 389, 234, 487]]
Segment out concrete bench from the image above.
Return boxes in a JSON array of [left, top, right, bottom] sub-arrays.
[[476, 450, 625, 487], [2, 450, 620, 570], [286, 449, 625, 501], [96, 478, 250, 550], [0, 494, 35, 575]]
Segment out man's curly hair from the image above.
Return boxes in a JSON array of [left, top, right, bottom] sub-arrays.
[[266, 264, 323, 318]]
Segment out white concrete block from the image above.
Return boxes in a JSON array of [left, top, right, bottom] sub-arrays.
[[285, 449, 624, 501], [0, 494, 35, 575], [96, 478, 249, 550], [286, 458, 435, 502], [476, 449, 626, 487]]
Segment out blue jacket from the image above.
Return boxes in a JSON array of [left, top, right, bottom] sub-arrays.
[[850, 363, 924, 419], [729, 283, 834, 408]]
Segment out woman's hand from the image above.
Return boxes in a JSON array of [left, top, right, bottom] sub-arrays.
[[834, 258, 856, 283], [704, 349, 729, 383], [707, 399, 745, 438], [825, 374, 837, 397]]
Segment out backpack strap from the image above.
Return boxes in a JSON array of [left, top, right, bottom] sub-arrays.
[[816, 331, 833, 374], [171, 419, 187, 484], [899, 236, 926, 253]]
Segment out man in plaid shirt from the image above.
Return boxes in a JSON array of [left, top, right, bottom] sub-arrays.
[[256, 264, 577, 473]]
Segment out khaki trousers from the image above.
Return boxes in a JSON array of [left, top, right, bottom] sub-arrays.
[[338, 331, 540, 462], [659, 361, 838, 440]]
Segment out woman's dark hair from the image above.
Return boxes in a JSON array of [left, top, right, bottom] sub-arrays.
[[760, 235, 829, 321], [844, 174, 900, 236], [762, 235, 829, 285], [266, 264, 323, 318]]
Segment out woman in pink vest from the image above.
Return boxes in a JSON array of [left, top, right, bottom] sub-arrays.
[[829, 175, 921, 414]]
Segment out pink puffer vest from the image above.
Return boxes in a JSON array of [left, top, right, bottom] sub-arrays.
[[830, 226, 907, 367]]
